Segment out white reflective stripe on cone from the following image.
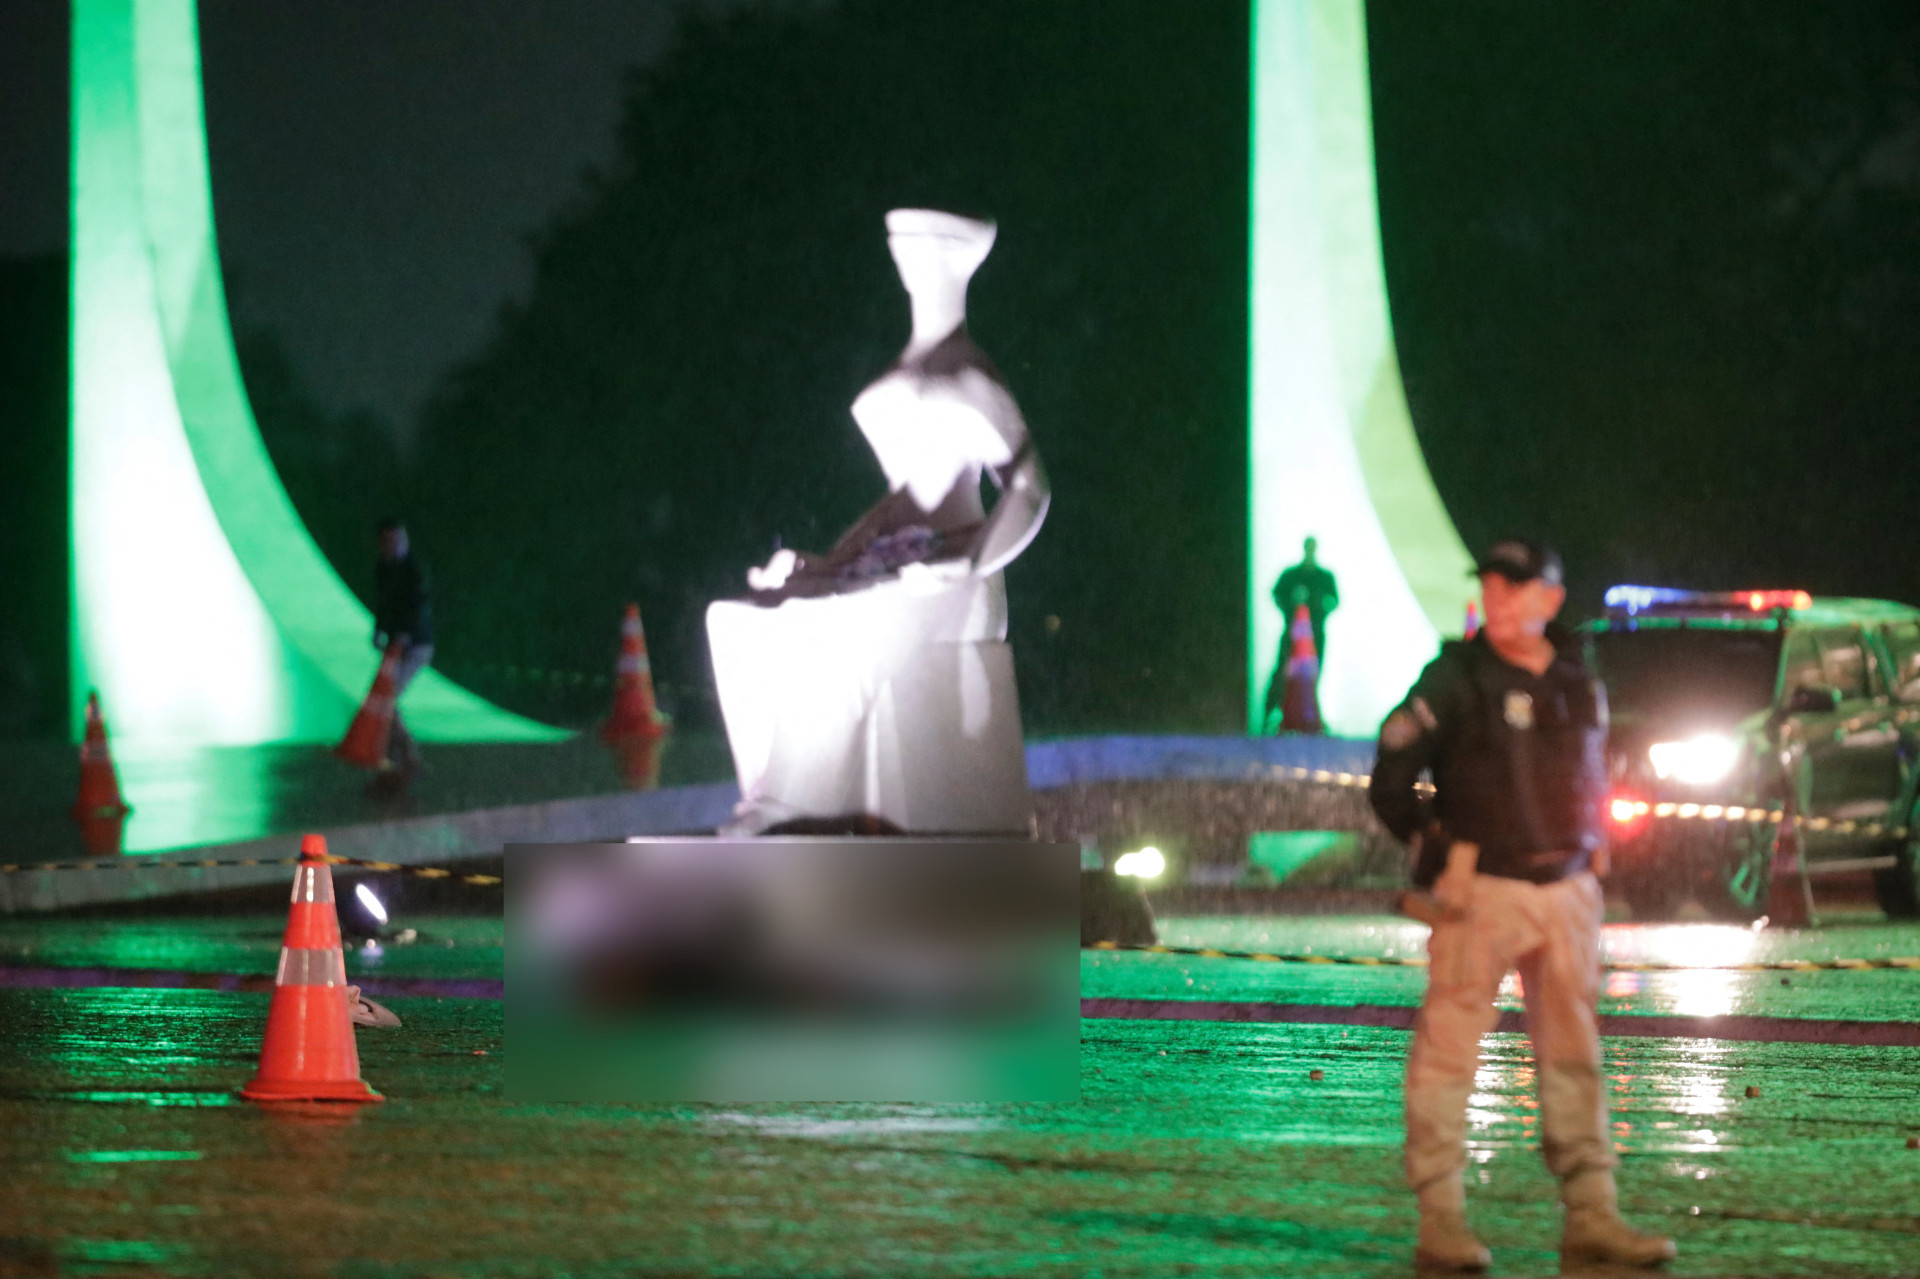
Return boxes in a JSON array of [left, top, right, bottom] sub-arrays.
[[275, 947, 348, 987], [290, 865, 336, 905]]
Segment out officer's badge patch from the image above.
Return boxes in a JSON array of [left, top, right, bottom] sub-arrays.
[[1381, 709, 1423, 750], [1504, 689, 1534, 729]]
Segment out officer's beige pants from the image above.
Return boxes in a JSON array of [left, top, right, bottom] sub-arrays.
[[1405, 869, 1616, 1209]]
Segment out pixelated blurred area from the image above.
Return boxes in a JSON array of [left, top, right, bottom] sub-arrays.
[[507, 840, 1080, 1101]]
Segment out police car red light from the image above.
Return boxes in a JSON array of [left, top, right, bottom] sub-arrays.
[[1608, 792, 1651, 835], [1604, 585, 1812, 615]]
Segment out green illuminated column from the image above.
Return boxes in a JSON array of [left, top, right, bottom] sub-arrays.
[[70, 0, 562, 745], [1250, 0, 1475, 737]]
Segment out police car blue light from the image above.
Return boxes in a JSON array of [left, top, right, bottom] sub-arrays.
[[1602, 585, 1813, 614], [1601, 585, 1694, 613]]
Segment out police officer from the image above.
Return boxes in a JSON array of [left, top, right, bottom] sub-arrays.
[[373, 518, 434, 775], [1370, 540, 1675, 1272], [1263, 536, 1339, 730]]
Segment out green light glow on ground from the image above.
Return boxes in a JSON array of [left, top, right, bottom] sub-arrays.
[[69, 0, 562, 746], [1250, 1, 1476, 736], [6, 917, 1920, 1274]]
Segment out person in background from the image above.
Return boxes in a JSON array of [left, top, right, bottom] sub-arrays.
[[373, 518, 434, 775], [1263, 536, 1338, 731], [1368, 539, 1675, 1273]]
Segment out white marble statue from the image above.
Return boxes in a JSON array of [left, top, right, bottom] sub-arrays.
[[706, 208, 1049, 835]]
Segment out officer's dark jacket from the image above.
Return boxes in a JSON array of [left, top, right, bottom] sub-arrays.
[[374, 555, 434, 647], [1368, 625, 1606, 888]]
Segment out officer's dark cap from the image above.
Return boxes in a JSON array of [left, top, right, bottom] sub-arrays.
[[1473, 539, 1563, 586]]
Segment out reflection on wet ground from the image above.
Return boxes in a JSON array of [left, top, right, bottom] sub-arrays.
[[0, 733, 736, 859], [2, 913, 1917, 1274], [1131, 913, 1920, 1022]]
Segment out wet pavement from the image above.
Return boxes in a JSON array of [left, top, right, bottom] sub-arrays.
[[3, 913, 1918, 1277]]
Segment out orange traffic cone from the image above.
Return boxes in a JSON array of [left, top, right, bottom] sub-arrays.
[[614, 735, 666, 788], [76, 811, 128, 857], [1760, 813, 1814, 928], [1464, 600, 1481, 640], [1279, 605, 1322, 734], [241, 835, 381, 1103], [335, 645, 402, 770], [71, 691, 131, 825], [601, 604, 670, 744]]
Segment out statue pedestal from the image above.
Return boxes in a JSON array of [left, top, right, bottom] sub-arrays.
[[707, 573, 1030, 835], [708, 207, 1043, 836]]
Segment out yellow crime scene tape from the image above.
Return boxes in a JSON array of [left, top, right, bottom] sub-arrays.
[[1086, 940, 1920, 973], [7, 767, 1912, 966], [1260, 761, 1916, 842], [0, 854, 502, 887], [8, 846, 1916, 972]]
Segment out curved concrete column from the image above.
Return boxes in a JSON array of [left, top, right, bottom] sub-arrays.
[[1250, 0, 1475, 736], [70, 0, 563, 745]]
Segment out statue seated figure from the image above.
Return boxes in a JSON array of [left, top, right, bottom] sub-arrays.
[[705, 208, 1048, 835]]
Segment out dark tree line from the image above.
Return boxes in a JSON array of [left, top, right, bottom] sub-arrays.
[[385, 0, 1250, 732], [1374, 1, 1920, 615], [0, 255, 67, 739], [231, 0, 1920, 741]]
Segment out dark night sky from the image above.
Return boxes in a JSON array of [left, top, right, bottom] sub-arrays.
[[1, 0, 790, 431], [3, 1, 1919, 734], [1371, 1, 1920, 616]]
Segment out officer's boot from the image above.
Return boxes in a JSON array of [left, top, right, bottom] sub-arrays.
[[1413, 1175, 1490, 1273], [1559, 1169, 1676, 1269], [1538, 1062, 1675, 1268], [1407, 1070, 1487, 1272]]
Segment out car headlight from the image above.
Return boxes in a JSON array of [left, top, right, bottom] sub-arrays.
[[1112, 846, 1166, 879], [1648, 734, 1739, 785]]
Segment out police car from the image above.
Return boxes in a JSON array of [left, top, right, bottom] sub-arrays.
[[1581, 587, 1920, 921]]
